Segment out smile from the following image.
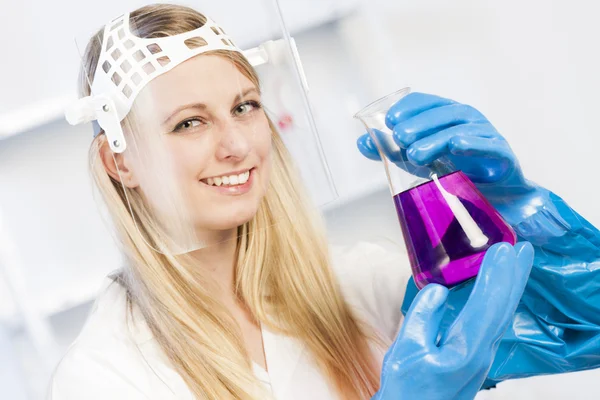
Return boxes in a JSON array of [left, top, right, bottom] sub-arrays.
[[199, 168, 255, 195], [201, 169, 251, 187]]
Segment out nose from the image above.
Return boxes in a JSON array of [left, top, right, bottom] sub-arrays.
[[214, 119, 251, 162]]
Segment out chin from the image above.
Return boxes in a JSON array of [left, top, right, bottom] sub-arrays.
[[201, 202, 262, 231]]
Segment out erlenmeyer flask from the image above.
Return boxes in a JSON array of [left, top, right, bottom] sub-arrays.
[[354, 88, 516, 290]]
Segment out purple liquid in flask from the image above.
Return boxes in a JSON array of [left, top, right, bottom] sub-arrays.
[[394, 171, 516, 289], [354, 87, 516, 290]]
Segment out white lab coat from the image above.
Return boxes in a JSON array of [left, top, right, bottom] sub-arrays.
[[46, 241, 411, 399]]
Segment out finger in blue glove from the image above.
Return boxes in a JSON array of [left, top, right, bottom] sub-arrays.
[[358, 92, 518, 184], [356, 92, 539, 226], [374, 242, 534, 400]]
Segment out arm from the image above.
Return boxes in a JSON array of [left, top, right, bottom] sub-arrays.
[[357, 91, 600, 390], [486, 187, 600, 387], [375, 243, 534, 400], [401, 187, 600, 389]]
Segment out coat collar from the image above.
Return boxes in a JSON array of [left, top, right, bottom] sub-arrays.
[[103, 276, 308, 395], [261, 323, 306, 398]]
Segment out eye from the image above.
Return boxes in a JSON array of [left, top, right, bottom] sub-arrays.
[[173, 118, 205, 133], [234, 100, 261, 117]]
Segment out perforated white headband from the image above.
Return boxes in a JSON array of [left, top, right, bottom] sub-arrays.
[[93, 12, 243, 123], [65, 12, 277, 153]]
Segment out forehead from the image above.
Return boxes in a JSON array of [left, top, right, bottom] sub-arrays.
[[136, 54, 256, 110]]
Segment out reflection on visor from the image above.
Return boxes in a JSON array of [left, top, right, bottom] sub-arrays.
[[67, 5, 337, 256]]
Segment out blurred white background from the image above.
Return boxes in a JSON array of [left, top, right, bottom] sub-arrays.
[[1, 0, 599, 399]]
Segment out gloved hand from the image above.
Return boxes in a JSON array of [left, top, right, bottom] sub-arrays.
[[356, 92, 541, 226], [399, 190, 600, 390], [374, 242, 534, 400]]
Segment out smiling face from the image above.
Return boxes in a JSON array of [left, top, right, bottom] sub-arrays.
[[118, 53, 273, 248]]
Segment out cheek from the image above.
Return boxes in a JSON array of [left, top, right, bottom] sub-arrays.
[[137, 141, 209, 212], [254, 127, 273, 185], [257, 133, 274, 190], [252, 120, 273, 160], [257, 134, 273, 160], [167, 139, 212, 180]]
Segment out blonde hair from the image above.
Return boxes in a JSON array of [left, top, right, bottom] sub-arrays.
[[81, 3, 382, 399]]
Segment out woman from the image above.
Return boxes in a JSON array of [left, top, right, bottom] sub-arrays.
[[48, 3, 539, 399]]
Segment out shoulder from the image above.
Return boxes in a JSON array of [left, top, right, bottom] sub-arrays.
[[46, 277, 190, 400], [329, 240, 412, 341]]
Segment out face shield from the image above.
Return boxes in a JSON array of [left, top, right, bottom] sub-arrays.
[[65, 3, 338, 256]]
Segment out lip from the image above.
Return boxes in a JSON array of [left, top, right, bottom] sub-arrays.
[[200, 167, 255, 196]]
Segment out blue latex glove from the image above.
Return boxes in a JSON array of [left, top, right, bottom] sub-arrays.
[[357, 91, 600, 388], [357, 91, 600, 389], [374, 242, 534, 400], [400, 190, 600, 390], [356, 92, 541, 226]]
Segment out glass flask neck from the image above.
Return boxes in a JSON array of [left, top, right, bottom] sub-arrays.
[[354, 87, 456, 196]]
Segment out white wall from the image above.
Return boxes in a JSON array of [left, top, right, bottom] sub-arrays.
[[342, 0, 600, 227], [336, 2, 600, 398], [0, 0, 359, 135], [2, 0, 600, 399]]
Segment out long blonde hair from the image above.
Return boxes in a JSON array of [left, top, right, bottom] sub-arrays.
[[81, 3, 382, 399]]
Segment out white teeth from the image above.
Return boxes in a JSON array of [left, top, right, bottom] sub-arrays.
[[239, 171, 249, 184], [205, 170, 251, 187]]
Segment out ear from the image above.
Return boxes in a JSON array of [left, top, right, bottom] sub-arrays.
[[98, 136, 139, 188]]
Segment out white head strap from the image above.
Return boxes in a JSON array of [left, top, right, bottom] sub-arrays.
[[65, 12, 273, 153]]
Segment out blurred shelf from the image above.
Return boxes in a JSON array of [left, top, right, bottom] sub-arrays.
[[0, 0, 376, 333], [321, 177, 389, 214], [0, 276, 102, 332], [0, 0, 363, 140], [1, 181, 390, 331]]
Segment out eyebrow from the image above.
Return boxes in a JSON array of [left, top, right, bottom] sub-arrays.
[[162, 87, 259, 125]]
